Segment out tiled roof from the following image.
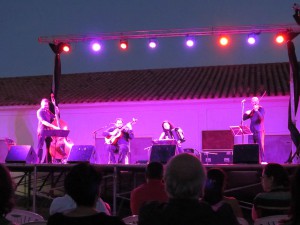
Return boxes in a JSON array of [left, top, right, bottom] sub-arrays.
[[0, 62, 291, 106]]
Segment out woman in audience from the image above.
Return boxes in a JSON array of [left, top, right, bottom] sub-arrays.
[[47, 163, 125, 225], [279, 166, 300, 225], [252, 163, 290, 220], [0, 164, 16, 225], [203, 168, 240, 225]]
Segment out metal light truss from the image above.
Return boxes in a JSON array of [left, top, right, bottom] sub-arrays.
[[38, 23, 300, 44]]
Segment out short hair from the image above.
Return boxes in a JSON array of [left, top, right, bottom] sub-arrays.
[[164, 153, 206, 199], [0, 164, 15, 216], [203, 168, 226, 204], [64, 163, 102, 207], [146, 162, 164, 180], [263, 163, 289, 188]]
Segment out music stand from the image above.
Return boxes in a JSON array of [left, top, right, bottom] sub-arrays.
[[230, 125, 252, 144], [41, 130, 70, 137]]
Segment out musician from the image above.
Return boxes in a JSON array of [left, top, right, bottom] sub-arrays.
[[159, 121, 185, 154], [37, 98, 60, 163], [243, 97, 265, 163], [102, 118, 134, 164]]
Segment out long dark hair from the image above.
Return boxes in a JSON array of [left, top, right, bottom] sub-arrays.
[[162, 121, 175, 138]]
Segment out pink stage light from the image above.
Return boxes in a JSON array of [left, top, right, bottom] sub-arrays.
[[275, 34, 285, 44], [219, 36, 229, 46], [120, 40, 128, 50]]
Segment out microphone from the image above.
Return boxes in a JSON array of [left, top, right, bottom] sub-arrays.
[[241, 99, 246, 103]]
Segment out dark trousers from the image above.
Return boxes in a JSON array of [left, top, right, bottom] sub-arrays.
[[253, 131, 265, 162], [37, 134, 52, 163], [106, 144, 129, 164]]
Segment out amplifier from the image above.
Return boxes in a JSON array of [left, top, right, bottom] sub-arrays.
[[201, 151, 233, 164]]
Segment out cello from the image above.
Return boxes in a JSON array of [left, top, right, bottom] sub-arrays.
[[49, 95, 73, 162]]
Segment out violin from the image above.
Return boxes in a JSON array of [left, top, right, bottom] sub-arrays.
[[105, 118, 137, 145]]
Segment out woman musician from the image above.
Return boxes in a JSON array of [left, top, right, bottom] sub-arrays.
[[102, 118, 135, 164], [159, 120, 185, 154]]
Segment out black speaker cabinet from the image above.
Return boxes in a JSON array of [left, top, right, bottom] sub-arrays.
[[5, 145, 37, 164], [233, 144, 259, 164], [150, 145, 176, 164], [67, 145, 96, 163]]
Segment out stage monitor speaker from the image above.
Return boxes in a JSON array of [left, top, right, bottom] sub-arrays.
[[67, 145, 96, 163], [5, 145, 37, 164], [233, 144, 259, 164], [150, 145, 176, 164]]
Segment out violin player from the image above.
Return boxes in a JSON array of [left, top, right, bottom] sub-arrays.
[[243, 96, 266, 163], [102, 118, 135, 164]]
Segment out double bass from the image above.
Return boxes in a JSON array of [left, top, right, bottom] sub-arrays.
[[49, 95, 73, 162]]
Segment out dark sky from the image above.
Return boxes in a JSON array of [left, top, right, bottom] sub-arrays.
[[1, 0, 300, 77]]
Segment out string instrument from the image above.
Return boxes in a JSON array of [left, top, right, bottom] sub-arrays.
[[49, 95, 73, 160], [105, 118, 137, 145]]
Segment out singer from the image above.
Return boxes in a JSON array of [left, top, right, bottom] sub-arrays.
[[243, 97, 265, 163]]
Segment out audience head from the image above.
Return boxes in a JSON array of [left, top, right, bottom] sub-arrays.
[[64, 163, 102, 207], [261, 163, 289, 192], [203, 168, 226, 205], [164, 153, 206, 199], [289, 166, 300, 221], [146, 162, 164, 180], [0, 164, 15, 216]]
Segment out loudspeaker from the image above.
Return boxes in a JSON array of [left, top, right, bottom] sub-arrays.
[[150, 145, 176, 164], [5, 145, 37, 164], [67, 145, 96, 163], [233, 144, 259, 164]]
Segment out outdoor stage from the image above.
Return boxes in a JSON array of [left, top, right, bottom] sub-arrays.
[[4, 162, 299, 218]]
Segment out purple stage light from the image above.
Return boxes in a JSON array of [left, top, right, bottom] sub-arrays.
[[148, 38, 157, 49], [91, 42, 101, 52], [185, 36, 195, 47]]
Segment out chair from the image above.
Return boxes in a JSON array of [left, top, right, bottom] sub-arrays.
[[254, 215, 289, 225], [237, 217, 249, 225], [6, 209, 45, 225], [122, 215, 138, 225]]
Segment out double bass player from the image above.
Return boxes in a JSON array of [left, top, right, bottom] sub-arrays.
[[37, 98, 60, 163]]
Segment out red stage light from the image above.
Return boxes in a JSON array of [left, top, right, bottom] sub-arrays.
[[219, 36, 229, 46], [275, 34, 285, 44], [120, 40, 128, 50]]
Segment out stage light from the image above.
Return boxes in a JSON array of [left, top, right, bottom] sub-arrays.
[[219, 36, 229, 46], [148, 38, 158, 49], [120, 40, 128, 50], [247, 33, 257, 45], [275, 34, 285, 44], [185, 36, 195, 47], [60, 43, 71, 53], [91, 41, 101, 52]]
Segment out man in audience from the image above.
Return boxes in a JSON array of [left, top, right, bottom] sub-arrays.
[[252, 163, 291, 220], [130, 162, 168, 215], [138, 153, 221, 225]]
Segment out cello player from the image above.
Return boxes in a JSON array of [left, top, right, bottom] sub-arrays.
[[102, 118, 134, 164], [37, 98, 60, 163]]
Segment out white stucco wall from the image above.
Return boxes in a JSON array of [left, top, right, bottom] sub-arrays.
[[0, 96, 295, 150]]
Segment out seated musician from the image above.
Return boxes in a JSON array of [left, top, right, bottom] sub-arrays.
[[159, 120, 185, 154], [37, 98, 60, 163], [102, 118, 134, 164]]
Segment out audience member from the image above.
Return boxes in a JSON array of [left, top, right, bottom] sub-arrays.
[[279, 166, 300, 225], [50, 194, 111, 216], [0, 164, 16, 225], [252, 163, 290, 220], [138, 153, 221, 225], [130, 162, 168, 215], [47, 163, 125, 225], [203, 168, 242, 225]]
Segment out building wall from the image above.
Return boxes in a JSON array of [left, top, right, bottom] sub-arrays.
[[0, 96, 297, 163]]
